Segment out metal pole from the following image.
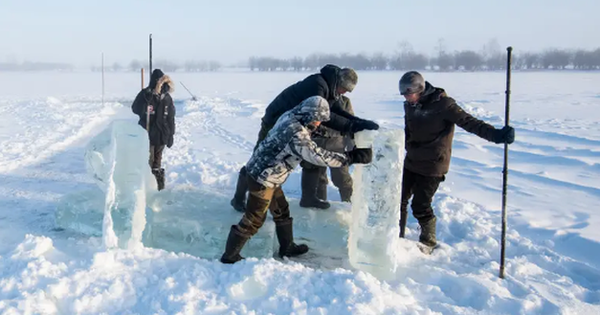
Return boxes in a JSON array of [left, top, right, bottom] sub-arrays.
[[180, 81, 198, 101], [149, 34, 153, 77], [499, 46, 512, 279]]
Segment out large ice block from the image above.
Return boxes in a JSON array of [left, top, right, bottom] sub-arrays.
[[348, 129, 405, 280], [143, 187, 275, 260], [55, 188, 104, 236], [276, 202, 352, 269], [84, 120, 151, 249]]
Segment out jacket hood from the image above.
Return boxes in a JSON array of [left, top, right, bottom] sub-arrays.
[[320, 64, 341, 97], [406, 81, 446, 106], [153, 74, 174, 95], [292, 96, 330, 125]]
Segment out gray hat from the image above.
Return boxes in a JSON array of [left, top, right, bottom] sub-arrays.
[[338, 68, 358, 92], [399, 71, 425, 95]]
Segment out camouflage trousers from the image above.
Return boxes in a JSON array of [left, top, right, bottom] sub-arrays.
[[235, 175, 291, 237]]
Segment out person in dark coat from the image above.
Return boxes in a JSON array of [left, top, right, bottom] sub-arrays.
[[310, 95, 356, 203], [220, 96, 373, 264], [131, 69, 176, 191], [230, 64, 379, 212], [398, 71, 515, 251]]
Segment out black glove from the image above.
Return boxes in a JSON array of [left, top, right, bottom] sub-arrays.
[[493, 125, 515, 144], [346, 148, 373, 164], [350, 118, 380, 133]]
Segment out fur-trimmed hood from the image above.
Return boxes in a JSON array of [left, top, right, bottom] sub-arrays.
[[153, 74, 174, 95]]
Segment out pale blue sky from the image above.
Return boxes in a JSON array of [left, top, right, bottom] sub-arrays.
[[0, 0, 597, 66]]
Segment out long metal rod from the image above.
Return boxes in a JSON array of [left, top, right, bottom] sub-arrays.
[[499, 46, 513, 279], [149, 34, 153, 76]]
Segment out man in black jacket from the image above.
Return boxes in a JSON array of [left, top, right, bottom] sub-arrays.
[[398, 71, 515, 252], [230, 64, 379, 212], [131, 69, 176, 191]]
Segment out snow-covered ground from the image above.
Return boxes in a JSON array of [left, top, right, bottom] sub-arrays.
[[0, 70, 599, 314]]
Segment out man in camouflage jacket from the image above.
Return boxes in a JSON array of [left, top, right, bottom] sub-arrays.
[[221, 96, 373, 264]]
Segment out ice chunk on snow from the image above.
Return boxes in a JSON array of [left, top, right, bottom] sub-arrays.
[[348, 129, 405, 280], [55, 189, 104, 237], [144, 187, 275, 260]]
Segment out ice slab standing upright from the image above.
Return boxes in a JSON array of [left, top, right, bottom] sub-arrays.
[[84, 120, 152, 249], [348, 129, 405, 280]]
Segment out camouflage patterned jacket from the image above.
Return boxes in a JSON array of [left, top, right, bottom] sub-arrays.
[[246, 96, 349, 188]]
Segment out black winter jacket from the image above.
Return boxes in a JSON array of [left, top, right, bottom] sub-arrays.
[[261, 64, 357, 134], [131, 74, 176, 148]]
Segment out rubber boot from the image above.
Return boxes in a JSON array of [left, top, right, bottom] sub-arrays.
[[152, 168, 165, 191], [230, 167, 248, 213], [299, 168, 330, 209], [316, 183, 328, 201], [399, 209, 408, 238], [418, 217, 437, 247], [220, 226, 250, 264], [339, 187, 352, 203], [276, 218, 309, 258]]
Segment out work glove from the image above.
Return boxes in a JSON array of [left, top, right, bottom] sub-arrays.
[[346, 148, 373, 164], [350, 118, 380, 133], [493, 125, 515, 144]]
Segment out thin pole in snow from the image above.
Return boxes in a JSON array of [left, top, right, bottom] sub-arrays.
[[149, 34, 153, 77], [180, 81, 198, 101], [499, 46, 513, 279]]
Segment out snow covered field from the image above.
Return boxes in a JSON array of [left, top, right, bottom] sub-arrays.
[[0, 70, 599, 314]]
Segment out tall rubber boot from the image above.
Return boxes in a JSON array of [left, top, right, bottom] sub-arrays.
[[339, 187, 352, 202], [275, 218, 309, 258], [316, 183, 328, 201], [418, 217, 437, 247], [152, 168, 165, 191], [220, 226, 250, 264], [399, 209, 408, 238], [299, 168, 330, 209], [230, 167, 248, 212]]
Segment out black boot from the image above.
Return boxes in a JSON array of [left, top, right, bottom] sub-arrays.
[[299, 168, 330, 209], [316, 183, 328, 201], [339, 187, 352, 202], [276, 218, 308, 258], [418, 217, 437, 247], [152, 168, 165, 191], [220, 226, 250, 264], [399, 210, 408, 238], [230, 167, 248, 212]]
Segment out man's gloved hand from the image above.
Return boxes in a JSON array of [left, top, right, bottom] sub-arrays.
[[493, 125, 515, 144], [350, 118, 380, 133], [346, 148, 373, 164]]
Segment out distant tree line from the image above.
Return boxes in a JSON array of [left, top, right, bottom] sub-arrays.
[[0, 62, 74, 71], [91, 59, 222, 72], [248, 39, 600, 72]]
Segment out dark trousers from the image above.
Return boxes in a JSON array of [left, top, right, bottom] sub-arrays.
[[235, 176, 291, 237], [400, 168, 444, 225], [301, 162, 352, 199], [302, 136, 353, 201], [149, 145, 165, 170]]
